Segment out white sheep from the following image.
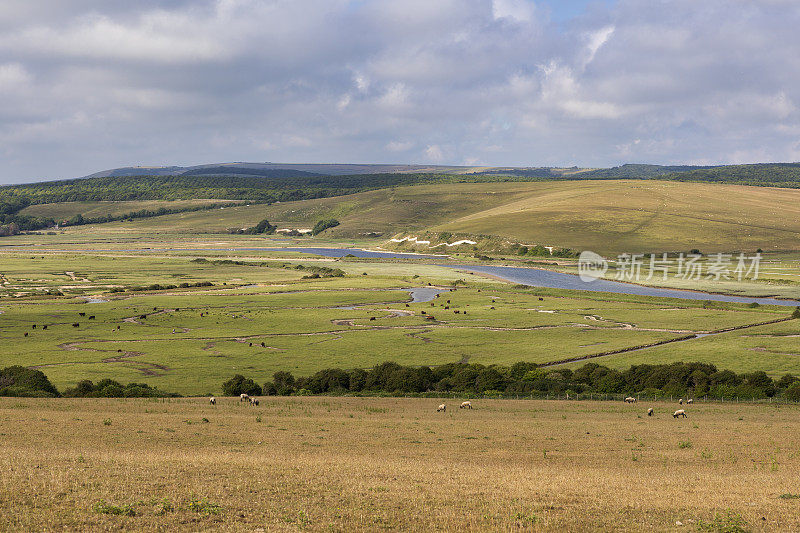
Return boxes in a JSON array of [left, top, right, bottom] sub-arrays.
[[678, 398, 684, 405], [687, 398, 693, 405], [437, 403, 446, 412], [460, 401, 472, 409], [673, 409, 687, 418], [624, 396, 637, 403], [209, 397, 216, 405], [250, 397, 259, 406], [647, 407, 653, 416], [240, 393, 250, 402]]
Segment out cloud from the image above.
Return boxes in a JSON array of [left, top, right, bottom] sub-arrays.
[[0, 0, 800, 182]]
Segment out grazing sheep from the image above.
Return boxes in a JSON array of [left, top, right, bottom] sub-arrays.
[[72, 323, 79, 328], [209, 397, 216, 405], [88, 316, 95, 320], [463, 311, 467, 314], [421, 311, 426, 315], [539, 297, 544, 301], [249, 342, 253, 347], [647, 408, 654, 416], [24, 332, 28, 337], [437, 403, 446, 412], [490, 306, 495, 310], [240, 393, 250, 402], [42, 325, 47, 330], [250, 398, 259, 406], [32, 325, 37, 329], [260, 342, 265, 348], [673, 409, 687, 418], [79, 312, 86, 317], [678, 398, 684, 405], [425, 315, 435, 321], [444, 306, 449, 310], [624, 396, 637, 403], [687, 399, 693, 405], [446, 300, 450, 304], [454, 310, 459, 314], [370, 317, 376, 321], [460, 401, 472, 409]]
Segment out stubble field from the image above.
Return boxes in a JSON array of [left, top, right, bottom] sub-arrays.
[[2, 396, 799, 532]]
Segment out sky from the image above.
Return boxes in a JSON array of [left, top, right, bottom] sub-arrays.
[[1, 0, 800, 184]]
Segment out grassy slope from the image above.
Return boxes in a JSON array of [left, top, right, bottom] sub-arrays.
[[2, 396, 799, 531], [49, 180, 800, 253], [434, 180, 800, 253]]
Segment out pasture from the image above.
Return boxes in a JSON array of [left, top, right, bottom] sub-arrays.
[[2, 396, 799, 531], [1, 253, 795, 394]]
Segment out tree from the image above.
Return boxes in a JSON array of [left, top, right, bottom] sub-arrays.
[[311, 218, 340, 236], [272, 371, 296, 395], [222, 374, 262, 396]]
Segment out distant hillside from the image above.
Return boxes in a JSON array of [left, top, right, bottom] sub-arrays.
[[83, 162, 482, 178], [57, 180, 800, 253]]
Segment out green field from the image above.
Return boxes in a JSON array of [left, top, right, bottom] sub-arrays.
[[1, 244, 797, 394], [2, 178, 800, 396]]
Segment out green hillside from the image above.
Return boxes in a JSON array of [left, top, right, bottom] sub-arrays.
[[58, 180, 800, 254]]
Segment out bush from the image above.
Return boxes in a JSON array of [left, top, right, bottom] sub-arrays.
[[311, 218, 340, 235], [784, 382, 800, 402], [0, 366, 59, 397], [221, 374, 262, 396], [62, 379, 178, 398]]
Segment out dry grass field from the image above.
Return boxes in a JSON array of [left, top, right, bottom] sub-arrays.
[[2, 396, 799, 532]]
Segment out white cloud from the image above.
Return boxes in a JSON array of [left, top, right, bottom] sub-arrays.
[[424, 144, 444, 162], [1, 0, 800, 182]]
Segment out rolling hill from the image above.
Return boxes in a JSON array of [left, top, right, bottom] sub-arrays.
[[53, 180, 800, 253]]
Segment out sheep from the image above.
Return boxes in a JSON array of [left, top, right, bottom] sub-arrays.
[[72, 323, 80, 328], [687, 399, 693, 405], [260, 342, 265, 348], [32, 325, 37, 329], [624, 396, 637, 403], [250, 397, 259, 406], [370, 317, 376, 321], [460, 401, 472, 409], [437, 403, 446, 412], [673, 409, 687, 418], [24, 332, 28, 337], [421, 311, 426, 315], [240, 393, 250, 402], [209, 397, 216, 405], [88, 316, 95, 320], [79, 312, 86, 317], [42, 325, 47, 330], [539, 297, 544, 301], [647, 407, 654, 416], [678, 398, 684, 405]]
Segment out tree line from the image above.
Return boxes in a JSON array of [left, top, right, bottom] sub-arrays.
[[222, 360, 800, 402]]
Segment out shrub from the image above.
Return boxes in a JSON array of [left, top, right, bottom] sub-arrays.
[[221, 374, 262, 396], [93, 500, 135, 516], [311, 218, 340, 235], [0, 366, 59, 397], [784, 382, 800, 402]]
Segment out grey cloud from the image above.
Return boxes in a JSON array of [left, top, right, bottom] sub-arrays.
[[1, 0, 799, 183]]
